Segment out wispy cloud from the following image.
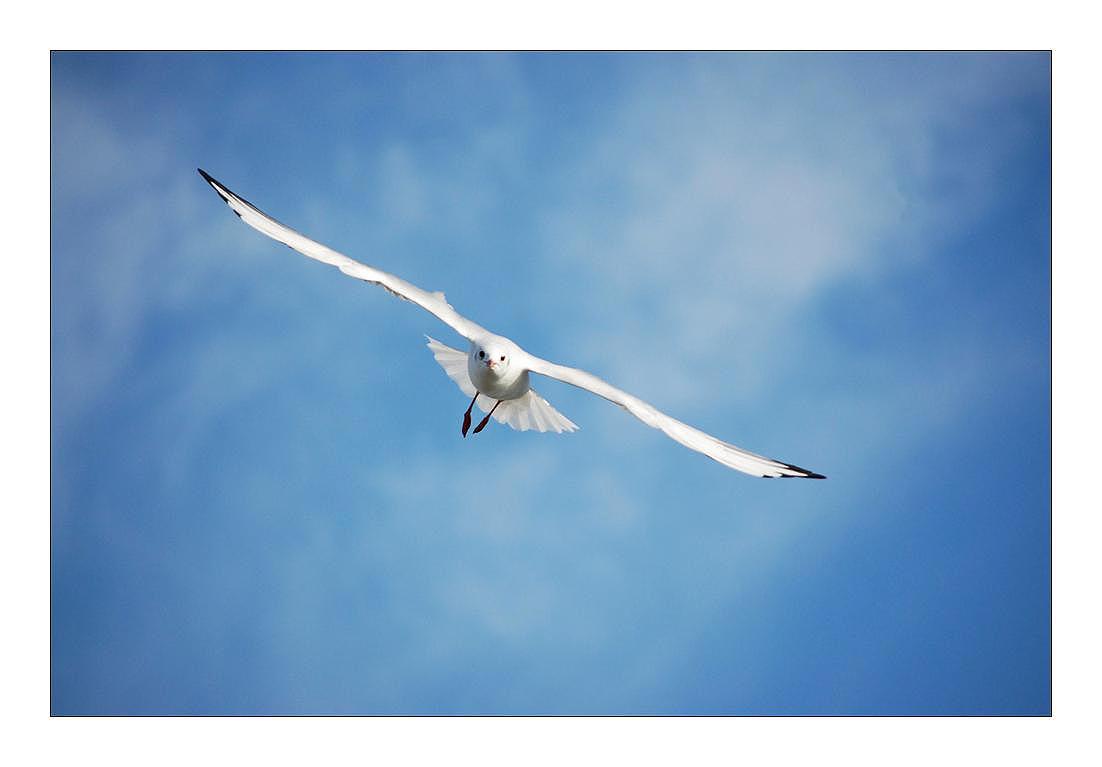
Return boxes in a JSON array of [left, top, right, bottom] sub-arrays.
[[531, 55, 1043, 409]]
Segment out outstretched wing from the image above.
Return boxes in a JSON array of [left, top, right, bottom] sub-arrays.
[[524, 354, 824, 478], [198, 169, 488, 341]]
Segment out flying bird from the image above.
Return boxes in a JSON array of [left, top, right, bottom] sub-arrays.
[[198, 169, 825, 479]]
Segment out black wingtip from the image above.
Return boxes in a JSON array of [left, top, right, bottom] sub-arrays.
[[777, 461, 827, 479], [197, 167, 225, 196], [196, 168, 242, 215]]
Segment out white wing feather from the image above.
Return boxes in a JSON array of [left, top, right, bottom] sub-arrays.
[[198, 169, 487, 341], [524, 355, 824, 478]]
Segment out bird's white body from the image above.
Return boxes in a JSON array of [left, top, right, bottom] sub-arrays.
[[428, 336, 577, 434], [198, 169, 824, 478]]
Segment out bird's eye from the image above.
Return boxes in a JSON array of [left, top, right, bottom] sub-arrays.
[[478, 351, 485, 359], [500, 355, 506, 362]]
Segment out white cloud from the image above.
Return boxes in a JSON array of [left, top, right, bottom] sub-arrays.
[[531, 56, 1041, 409]]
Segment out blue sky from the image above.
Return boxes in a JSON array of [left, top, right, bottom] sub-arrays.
[[51, 52, 1050, 715]]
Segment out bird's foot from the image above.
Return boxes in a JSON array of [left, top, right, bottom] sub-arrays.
[[471, 400, 501, 435], [461, 393, 479, 437]]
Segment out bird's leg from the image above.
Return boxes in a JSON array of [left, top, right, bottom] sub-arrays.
[[461, 393, 479, 438], [472, 400, 502, 435]]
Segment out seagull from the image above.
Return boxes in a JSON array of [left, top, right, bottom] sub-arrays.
[[198, 169, 825, 479]]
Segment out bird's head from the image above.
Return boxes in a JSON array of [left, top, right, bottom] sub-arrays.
[[473, 343, 511, 376]]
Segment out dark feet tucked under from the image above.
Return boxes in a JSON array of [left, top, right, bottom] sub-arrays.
[[461, 393, 479, 438], [472, 400, 502, 435]]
